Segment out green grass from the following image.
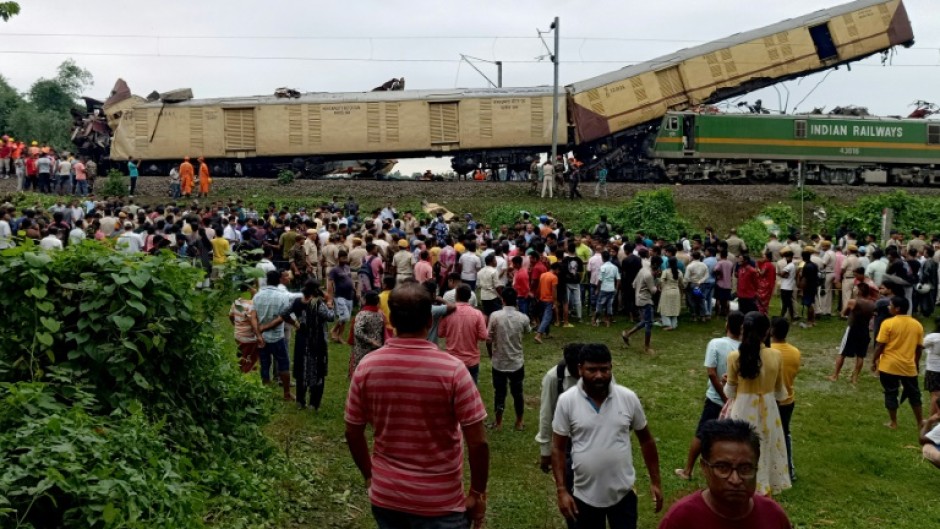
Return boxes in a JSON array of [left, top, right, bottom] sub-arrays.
[[220, 304, 938, 529]]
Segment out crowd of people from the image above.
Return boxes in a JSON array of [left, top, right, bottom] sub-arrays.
[[4, 191, 939, 529], [0, 135, 216, 199], [0, 136, 98, 196]]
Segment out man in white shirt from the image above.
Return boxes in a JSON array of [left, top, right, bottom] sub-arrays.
[[69, 220, 87, 246], [116, 222, 144, 253], [459, 241, 482, 290], [593, 251, 620, 327], [223, 216, 242, 244], [477, 253, 502, 317], [40, 230, 64, 251], [256, 247, 278, 287], [920, 413, 940, 469], [552, 344, 663, 527], [443, 272, 478, 306], [0, 209, 13, 249], [778, 247, 797, 321]]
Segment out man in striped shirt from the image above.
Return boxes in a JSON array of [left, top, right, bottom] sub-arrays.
[[345, 282, 490, 529]]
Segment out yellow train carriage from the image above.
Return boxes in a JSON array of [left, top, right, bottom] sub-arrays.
[[567, 0, 913, 144], [110, 88, 559, 164]]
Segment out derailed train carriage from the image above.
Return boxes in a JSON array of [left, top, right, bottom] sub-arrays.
[[108, 87, 558, 178], [566, 0, 915, 179], [98, 0, 916, 182]]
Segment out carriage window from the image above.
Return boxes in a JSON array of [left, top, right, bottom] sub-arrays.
[[794, 120, 807, 139], [928, 124, 940, 145], [665, 116, 680, 131]]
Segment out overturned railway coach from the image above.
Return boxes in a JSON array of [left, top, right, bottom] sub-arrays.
[[651, 112, 940, 185]]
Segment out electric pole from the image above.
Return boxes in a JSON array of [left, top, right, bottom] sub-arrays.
[[551, 17, 560, 164]]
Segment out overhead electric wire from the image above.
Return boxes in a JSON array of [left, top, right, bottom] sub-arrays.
[[1, 31, 938, 51], [0, 49, 937, 67]]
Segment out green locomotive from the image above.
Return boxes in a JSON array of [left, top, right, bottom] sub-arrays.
[[651, 111, 940, 185]]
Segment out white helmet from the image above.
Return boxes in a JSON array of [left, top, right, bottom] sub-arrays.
[[916, 283, 932, 294]]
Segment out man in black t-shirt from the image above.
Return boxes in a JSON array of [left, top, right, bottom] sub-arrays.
[[561, 241, 584, 326], [799, 249, 819, 328]]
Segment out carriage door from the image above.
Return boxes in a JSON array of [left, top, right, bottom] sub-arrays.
[[682, 114, 696, 155], [223, 107, 257, 157], [809, 24, 838, 62], [429, 102, 460, 151]]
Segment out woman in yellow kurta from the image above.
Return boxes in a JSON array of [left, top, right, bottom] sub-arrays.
[[180, 157, 194, 197], [198, 157, 210, 197], [724, 311, 791, 496]]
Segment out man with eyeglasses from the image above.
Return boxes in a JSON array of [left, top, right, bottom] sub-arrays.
[[658, 419, 792, 528]]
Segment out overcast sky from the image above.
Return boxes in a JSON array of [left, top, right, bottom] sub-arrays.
[[2, 0, 938, 174]]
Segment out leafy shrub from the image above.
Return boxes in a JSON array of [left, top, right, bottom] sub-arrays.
[[0, 381, 203, 528], [760, 204, 798, 232], [615, 188, 692, 242], [825, 191, 940, 239], [790, 188, 817, 202], [738, 218, 773, 256], [101, 169, 127, 197], [0, 242, 278, 527], [277, 169, 295, 186]]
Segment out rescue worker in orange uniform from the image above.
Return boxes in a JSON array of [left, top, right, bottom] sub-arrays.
[[197, 157, 210, 197], [180, 156, 195, 197]]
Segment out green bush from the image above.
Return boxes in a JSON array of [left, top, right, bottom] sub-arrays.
[[738, 218, 773, 256], [277, 169, 295, 186], [825, 191, 940, 239], [760, 204, 798, 232], [615, 188, 692, 242], [0, 382, 203, 528], [101, 169, 128, 197], [0, 242, 278, 528]]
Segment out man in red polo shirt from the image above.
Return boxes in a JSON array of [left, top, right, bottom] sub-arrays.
[[345, 282, 490, 529]]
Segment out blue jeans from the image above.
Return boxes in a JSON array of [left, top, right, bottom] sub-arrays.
[[372, 505, 469, 529], [701, 282, 715, 316], [596, 290, 615, 316], [259, 338, 290, 382], [170, 182, 181, 198], [686, 287, 706, 318], [629, 304, 654, 337], [75, 180, 88, 196], [537, 300, 553, 334], [566, 284, 582, 319], [517, 297, 530, 319]]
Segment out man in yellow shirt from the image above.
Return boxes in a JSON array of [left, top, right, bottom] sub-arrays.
[[771, 317, 801, 481], [211, 231, 231, 281], [872, 296, 924, 430]]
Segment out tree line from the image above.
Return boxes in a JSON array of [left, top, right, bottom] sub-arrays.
[[0, 59, 94, 151]]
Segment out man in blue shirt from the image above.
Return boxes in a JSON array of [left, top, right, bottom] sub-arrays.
[[128, 159, 141, 196]]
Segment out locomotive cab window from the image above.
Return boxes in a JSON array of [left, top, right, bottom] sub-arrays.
[[665, 116, 680, 131], [794, 120, 807, 139], [809, 24, 838, 61], [928, 124, 940, 145]]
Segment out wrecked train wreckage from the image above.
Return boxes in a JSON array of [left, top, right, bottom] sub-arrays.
[[72, 79, 397, 179]]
